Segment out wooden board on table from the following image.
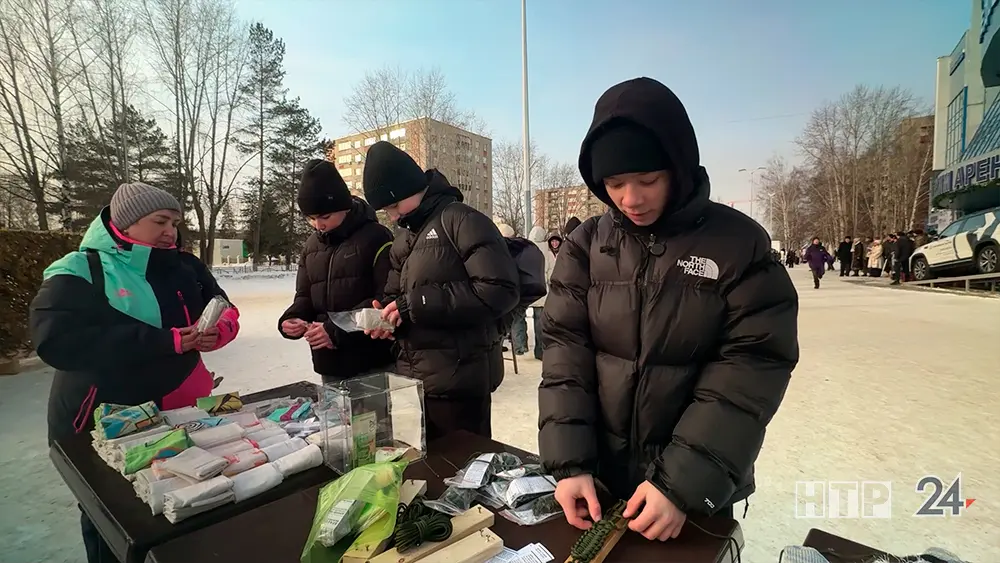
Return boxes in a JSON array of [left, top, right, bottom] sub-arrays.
[[342, 479, 428, 563], [419, 528, 503, 563], [369, 505, 494, 563], [564, 518, 628, 563]]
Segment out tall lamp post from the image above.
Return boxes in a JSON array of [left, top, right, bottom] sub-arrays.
[[521, 0, 532, 233], [738, 166, 766, 222]]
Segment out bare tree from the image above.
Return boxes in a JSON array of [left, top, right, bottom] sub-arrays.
[[342, 65, 487, 158], [0, 5, 54, 229], [755, 156, 810, 247], [141, 0, 221, 222], [534, 160, 588, 230], [193, 9, 251, 264], [67, 0, 140, 186], [342, 65, 407, 144], [797, 85, 920, 238], [492, 138, 544, 235], [0, 173, 37, 228], [12, 0, 81, 225]]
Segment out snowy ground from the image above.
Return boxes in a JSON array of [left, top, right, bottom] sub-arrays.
[[0, 266, 997, 563]]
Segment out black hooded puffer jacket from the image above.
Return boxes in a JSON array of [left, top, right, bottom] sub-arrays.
[[278, 197, 395, 378], [385, 171, 520, 398], [538, 78, 799, 515]]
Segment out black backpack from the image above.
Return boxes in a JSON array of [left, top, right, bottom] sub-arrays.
[[504, 237, 547, 308], [441, 221, 547, 309]]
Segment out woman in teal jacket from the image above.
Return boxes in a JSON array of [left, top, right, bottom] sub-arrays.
[[29, 182, 239, 563]]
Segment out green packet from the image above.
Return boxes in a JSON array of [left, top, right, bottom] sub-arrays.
[[123, 429, 192, 475], [300, 460, 408, 563], [197, 393, 243, 414]]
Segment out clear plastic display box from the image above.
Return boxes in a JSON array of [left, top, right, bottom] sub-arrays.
[[315, 372, 426, 475]]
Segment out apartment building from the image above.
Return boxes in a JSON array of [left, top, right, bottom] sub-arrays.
[[325, 117, 493, 216], [532, 185, 607, 234]]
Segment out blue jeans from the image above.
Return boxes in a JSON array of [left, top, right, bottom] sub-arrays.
[[532, 306, 544, 360], [510, 312, 528, 355]]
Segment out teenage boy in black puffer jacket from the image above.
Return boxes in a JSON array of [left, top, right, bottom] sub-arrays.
[[362, 141, 520, 440], [278, 159, 394, 382]]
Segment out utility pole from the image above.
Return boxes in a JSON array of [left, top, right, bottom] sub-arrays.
[[738, 166, 766, 222], [521, 0, 532, 234]]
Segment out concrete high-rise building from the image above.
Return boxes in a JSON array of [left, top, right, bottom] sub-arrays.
[[326, 118, 493, 216], [532, 185, 606, 235], [930, 0, 1000, 230]]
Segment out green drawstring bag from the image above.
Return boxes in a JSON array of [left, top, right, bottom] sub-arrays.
[[300, 460, 407, 563], [123, 429, 192, 475]]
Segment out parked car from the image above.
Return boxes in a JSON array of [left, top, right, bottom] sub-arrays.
[[910, 206, 1000, 281]]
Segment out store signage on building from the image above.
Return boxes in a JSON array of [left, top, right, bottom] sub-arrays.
[[933, 150, 1000, 196], [982, 0, 1000, 43]]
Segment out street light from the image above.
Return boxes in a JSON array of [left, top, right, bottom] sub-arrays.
[[521, 0, 531, 233], [738, 167, 766, 221]]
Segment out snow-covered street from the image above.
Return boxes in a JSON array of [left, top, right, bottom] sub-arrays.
[[1, 266, 997, 562]]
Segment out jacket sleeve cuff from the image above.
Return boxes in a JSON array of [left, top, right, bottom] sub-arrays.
[[552, 466, 589, 481], [395, 294, 412, 325], [646, 445, 736, 516], [209, 307, 240, 350], [322, 320, 342, 346], [170, 327, 183, 354]]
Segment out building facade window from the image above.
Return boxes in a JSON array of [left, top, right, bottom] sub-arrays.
[[961, 90, 1000, 159], [946, 87, 968, 166]]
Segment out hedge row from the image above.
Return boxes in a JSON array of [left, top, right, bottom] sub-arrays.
[[1, 230, 81, 358]]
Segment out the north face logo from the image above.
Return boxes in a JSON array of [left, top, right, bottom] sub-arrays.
[[677, 255, 720, 280], [425, 228, 439, 240]]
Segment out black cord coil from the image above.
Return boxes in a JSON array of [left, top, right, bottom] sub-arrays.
[[392, 499, 453, 553]]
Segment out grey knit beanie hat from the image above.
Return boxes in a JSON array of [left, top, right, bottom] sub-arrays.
[[110, 182, 182, 228]]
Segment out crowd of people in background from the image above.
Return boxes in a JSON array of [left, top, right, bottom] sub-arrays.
[[781, 229, 930, 289]]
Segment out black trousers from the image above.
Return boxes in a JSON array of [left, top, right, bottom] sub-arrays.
[[839, 260, 850, 276], [811, 268, 823, 288], [424, 395, 492, 441], [81, 506, 118, 562]]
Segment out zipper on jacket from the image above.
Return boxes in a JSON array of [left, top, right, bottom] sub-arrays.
[[176, 290, 192, 325], [326, 248, 337, 313], [629, 234, 658, 485]]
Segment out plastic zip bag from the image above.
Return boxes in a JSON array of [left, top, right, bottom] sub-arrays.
[[499, 492, 563, 526], [476, 480, 509, 509], [443, 452, 522, 489], [197, 296, 230, 332], [300, 460, 407, 563], [495, 463, 544, 480], [503, 475, 556, 508], [328, 309, 396, 333], [422, 485, 479, 516]]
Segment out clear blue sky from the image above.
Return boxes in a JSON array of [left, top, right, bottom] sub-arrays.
[[238, 0, 969, 205]]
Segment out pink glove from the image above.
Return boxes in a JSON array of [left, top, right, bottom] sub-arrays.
[[206, 307, 240, 351]]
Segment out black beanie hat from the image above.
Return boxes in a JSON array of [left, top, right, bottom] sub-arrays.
[[297, 159, 353, 216], [363, 141, 428, 211], [589, 122, 670, 186]]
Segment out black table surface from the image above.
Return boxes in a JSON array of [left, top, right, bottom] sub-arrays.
[[802, 528, 896, 561], [146, 431, 743, 563], [51, 380, 336, 563]]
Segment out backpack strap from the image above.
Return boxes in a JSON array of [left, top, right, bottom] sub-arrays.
[[374, 241, 392, 267], [85, 249, 106, 301]]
